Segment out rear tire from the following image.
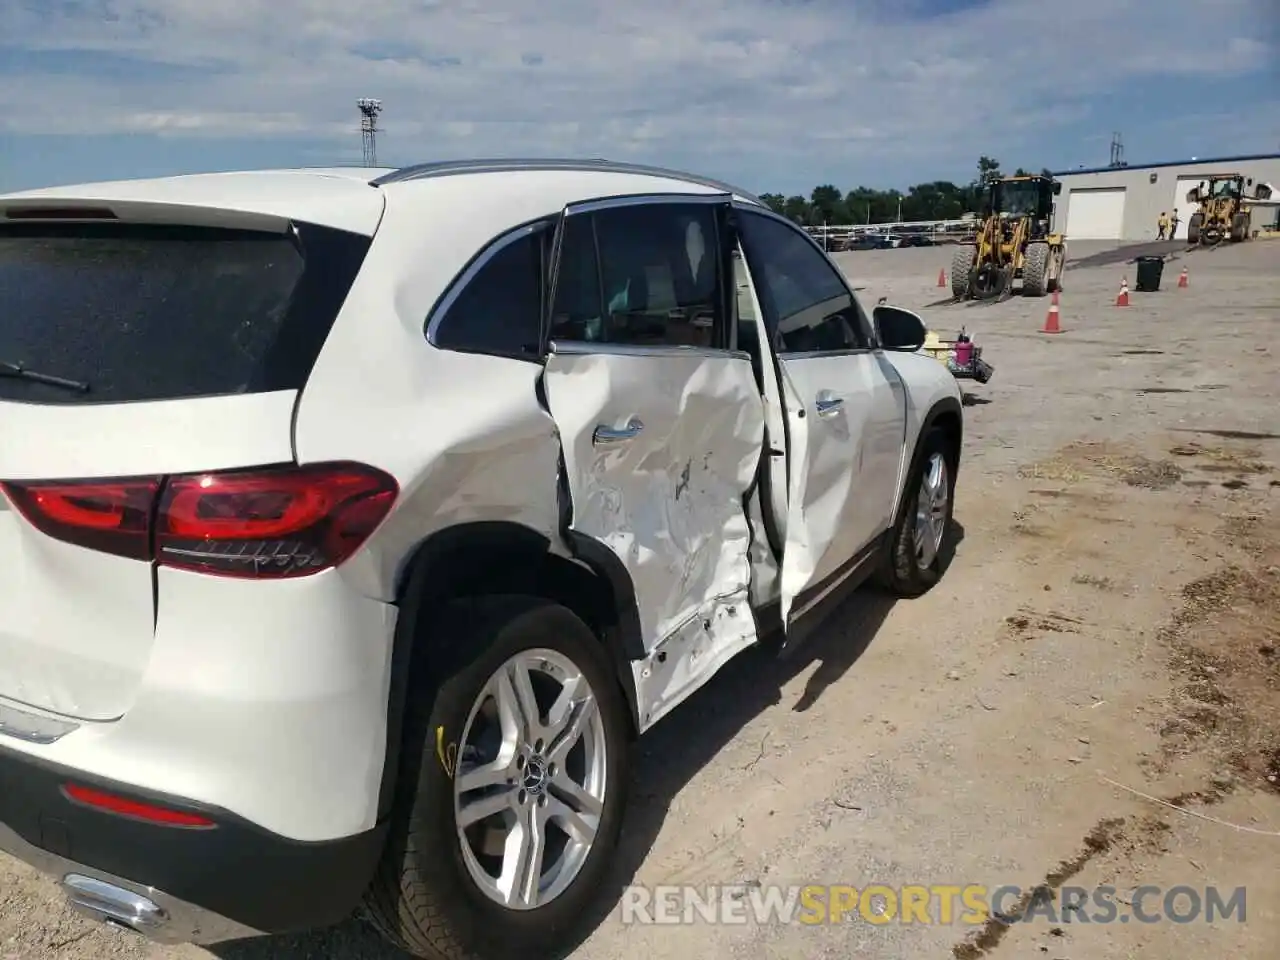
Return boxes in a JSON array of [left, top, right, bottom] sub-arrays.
[[874, 427, 957, 598], [1021, 242, 1050, 297], [950, 246, 975, 299], [1187, 213, 1203, 245], [364, 597, 631, 960], [1230, 212, 1250, 242]]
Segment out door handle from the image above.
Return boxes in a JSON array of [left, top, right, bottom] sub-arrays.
[[815, 395, 844, 418], [593, 418, 644, 445]]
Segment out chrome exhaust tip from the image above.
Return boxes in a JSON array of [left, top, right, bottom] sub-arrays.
[[62, 874, 168, 934]]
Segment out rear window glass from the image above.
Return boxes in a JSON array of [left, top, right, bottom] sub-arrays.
[[0, 221, 367, 404]]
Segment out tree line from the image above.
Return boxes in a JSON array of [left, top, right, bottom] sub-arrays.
[[758, 157, 1055, 226]]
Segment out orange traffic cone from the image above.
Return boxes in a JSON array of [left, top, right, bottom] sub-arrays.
[[1177, 266, 1188, 288], [937, 268, 947, 288], [1115, 278, 1129, 307], [1043, 290, 1062, 334]]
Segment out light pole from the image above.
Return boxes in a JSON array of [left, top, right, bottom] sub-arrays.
[[357, 98, 383, 167]]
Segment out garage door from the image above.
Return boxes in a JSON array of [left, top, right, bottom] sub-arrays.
[[1065, 187, 1126, 240], [1172, 178, 1207, 240]]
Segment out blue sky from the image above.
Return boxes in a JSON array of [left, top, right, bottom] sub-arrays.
[[0, 0, 1276, 196]]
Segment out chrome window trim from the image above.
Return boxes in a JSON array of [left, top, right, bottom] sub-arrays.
[[549, 341, 752, 362], [424, 220, 551, 348], [423, 197, 758, 361], [777, 347, 873, 360]]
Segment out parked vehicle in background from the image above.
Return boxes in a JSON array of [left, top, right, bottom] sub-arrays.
[[847, 232, 903, 250], [899, 233, 936, 248], [0, 158, 963, 960], [846, 233, 883, 251]]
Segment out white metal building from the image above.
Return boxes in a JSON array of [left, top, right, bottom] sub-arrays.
[[1050, 153, 1280, 241]]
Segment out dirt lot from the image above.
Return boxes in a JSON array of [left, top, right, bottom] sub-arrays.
[[3, 238, 1279, 960]]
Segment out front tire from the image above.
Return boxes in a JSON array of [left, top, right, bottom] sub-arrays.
[[875, 427, 957, 598], [365, 597, 631, 960], [1021, 242, 1050, 297]]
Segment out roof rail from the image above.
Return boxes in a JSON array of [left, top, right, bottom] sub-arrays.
[[369, 158, 763, 206]]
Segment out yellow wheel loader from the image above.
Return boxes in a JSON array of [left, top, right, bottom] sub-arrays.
[[1185, 174, 1273, 246], [951, 175, 1066, 300]]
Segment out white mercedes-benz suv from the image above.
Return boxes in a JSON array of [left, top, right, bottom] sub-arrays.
[[0, 159, 963, 960]]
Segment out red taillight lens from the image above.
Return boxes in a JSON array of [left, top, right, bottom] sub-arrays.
[[0, 462, 397, 579], [1, 477, 160, 561], [156, 462, 398, 578], [63, 783, 215, 828]]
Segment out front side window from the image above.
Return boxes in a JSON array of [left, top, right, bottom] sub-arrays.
[[549, 202, 725, 349], [737, 210, 869, 355]]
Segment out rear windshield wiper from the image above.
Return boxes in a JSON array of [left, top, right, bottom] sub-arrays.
[[0, 360, 90, 393]]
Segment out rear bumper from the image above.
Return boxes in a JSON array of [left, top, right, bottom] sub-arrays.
[[0, 746, 386, 941], [0, 565, 399, 842]]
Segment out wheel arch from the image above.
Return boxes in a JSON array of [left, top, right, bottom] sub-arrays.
[[377, 521, 644, 820], [896, 396, 963, 523], [925, 396, 964, 474]]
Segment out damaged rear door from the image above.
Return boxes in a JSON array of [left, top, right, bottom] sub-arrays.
[[540, 194, 766, 729]]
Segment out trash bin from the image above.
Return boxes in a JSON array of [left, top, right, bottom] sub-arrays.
[[1134, 256, 1166, 292]]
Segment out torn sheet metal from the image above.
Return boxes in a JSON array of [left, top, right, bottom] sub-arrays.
[[541, 347, 765, 729], [630, 596, 759, 729]]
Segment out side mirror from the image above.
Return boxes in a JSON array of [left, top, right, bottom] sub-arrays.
[[1053, 181, 1062, 195], [874, 304, 927, 352]]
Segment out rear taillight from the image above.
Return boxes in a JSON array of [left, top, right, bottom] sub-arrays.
[[156, 462, 397, 578], [1, 462, 397, 579], [1, 477, 160, 561]]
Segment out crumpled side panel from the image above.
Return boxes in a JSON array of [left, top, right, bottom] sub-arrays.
[[542, 349, 765, 728]]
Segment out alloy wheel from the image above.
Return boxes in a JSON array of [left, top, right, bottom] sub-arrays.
[[453, 649, 607, 911], [913, 452, 949, 570]]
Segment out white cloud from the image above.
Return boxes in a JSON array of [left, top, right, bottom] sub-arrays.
[[0, 0, 1275, 187]]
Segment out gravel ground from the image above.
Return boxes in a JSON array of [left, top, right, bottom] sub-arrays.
[[3, 237, 1279, 960]]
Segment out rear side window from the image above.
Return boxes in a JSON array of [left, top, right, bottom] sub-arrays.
[[430, 223, 551, 359], [0, 221, 369, 404]]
